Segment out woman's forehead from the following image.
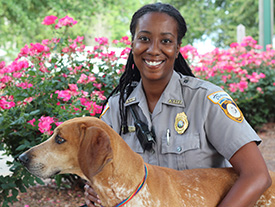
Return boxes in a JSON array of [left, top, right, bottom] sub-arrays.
[[135, 12, 178, 35]]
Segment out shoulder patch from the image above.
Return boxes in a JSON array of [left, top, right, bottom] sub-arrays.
[[207, 91, 244, 123], [99, 102, 109, 119]]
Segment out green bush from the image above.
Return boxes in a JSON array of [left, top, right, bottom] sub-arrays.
[[0, 16, 128, 206]]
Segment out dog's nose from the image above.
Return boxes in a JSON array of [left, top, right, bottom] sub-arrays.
[[19, 153, 30, 166]]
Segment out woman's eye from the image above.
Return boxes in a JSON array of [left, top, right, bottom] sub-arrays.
[[139, 36, 149, 42], [55, 135, 66, 144], [162, 39, 172, 44]]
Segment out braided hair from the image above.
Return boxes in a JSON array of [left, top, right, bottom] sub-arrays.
[[101, 3, 195, 134]]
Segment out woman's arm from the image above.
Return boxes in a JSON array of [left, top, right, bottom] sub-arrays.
[[218, 141, 272, 207]]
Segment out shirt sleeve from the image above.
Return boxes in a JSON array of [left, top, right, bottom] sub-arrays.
[[204, 90, 261, 160]]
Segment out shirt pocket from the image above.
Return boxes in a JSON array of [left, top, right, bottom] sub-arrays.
[[161, 133, 201, 170]]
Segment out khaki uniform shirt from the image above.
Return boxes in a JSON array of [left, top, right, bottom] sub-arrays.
[[101, 71, 261, 170]]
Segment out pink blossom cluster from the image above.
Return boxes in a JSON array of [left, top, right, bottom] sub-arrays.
[[62, 36, 85, 53], [27, 116, 61, 135], [19, 43, 50, 59], [79, 97, 102, 116], [0, 95, 15, 110], [54, 83, 104, 115], [0, 60, 29, 89], [42, 15, 77, 29], [190, 36, 275, 93], [77, 73, 96, 84], [112, 36, 131, 46], [95, 37, 109, 46]]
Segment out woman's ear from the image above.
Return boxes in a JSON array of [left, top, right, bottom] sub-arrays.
[[176, 42, 181, 59]]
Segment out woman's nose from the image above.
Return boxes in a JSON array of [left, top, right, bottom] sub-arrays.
[[147, 41, 160, 55]]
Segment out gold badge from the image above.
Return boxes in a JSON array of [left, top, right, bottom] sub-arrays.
[[174, 112, 188, 134]]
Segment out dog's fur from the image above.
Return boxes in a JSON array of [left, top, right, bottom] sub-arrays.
[[20, 117, 275, 206]]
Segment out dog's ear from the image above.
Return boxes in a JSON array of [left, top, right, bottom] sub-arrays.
[[78, 126, 113, 179]]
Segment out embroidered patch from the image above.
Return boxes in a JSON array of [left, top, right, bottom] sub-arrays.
[[207, 91, 244, 123], [99, 102, 109, 119]]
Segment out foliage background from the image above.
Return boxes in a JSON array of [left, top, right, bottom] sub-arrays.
[[1, 0, 275, 61]]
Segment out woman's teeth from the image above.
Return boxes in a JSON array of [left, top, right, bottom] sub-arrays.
[[145, 60, 163, 66]]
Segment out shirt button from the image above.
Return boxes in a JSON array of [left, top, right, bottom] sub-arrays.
[[177, 146, 182, 152], [183, 79, 189, 83]]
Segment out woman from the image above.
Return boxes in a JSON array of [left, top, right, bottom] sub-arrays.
[[84, 3, 271, 207]]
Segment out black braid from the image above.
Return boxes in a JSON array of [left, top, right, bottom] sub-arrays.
[[100, 3, 195, 134]]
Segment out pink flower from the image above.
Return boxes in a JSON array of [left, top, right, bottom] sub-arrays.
[[112, 39, 119, 44], [221, 75, 228, 83], [16, 82, 33, 89], [0, 75, 12, 83], [0, 61, 5, 69], [238, 79, 248, 92], [119, 36, 131, 45], [93, 83, 102, 89], [55, 122, 63, 127], [55, 90, 72, 102], [55, 16, 77, 29], [69, 42, 77, 50], [256, 87, 264, 94], [62, 47, 70, 53], [246, 72, 265, 83], [95, 37, 108, 45], [91, 91, 106, 100], [230, 42, 239, 48], [13, 72, 23, 78], [38, 116, 55, 135], [27, 118, 36, 127], [68, 84, 79, 96], [120, 47, 131, 59], [77, 74, 88, 84], [22, 97, 33, 106], [0, 96, 15, 109], [75, 36, 84, 43], [42, 15, 58, 25]]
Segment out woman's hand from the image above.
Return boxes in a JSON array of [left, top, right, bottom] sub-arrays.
[[84, 183, 101, 207]]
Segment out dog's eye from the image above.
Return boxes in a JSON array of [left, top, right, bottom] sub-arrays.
[[55, 135, 66, 144]]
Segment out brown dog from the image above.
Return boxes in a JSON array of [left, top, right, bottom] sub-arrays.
[[20, 117, 275, 206]]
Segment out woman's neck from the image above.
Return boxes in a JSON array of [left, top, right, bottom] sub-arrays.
[[142, 78, 170, 113]]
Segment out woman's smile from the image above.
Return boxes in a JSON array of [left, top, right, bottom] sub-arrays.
[[144, 59, 164, 67]]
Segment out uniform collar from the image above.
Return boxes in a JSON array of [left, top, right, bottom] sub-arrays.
[[125, 71, 185, 108]]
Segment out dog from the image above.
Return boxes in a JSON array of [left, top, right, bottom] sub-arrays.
[[19, 117, 275, 206]]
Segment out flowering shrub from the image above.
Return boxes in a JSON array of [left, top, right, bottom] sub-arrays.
[[0, 15, 129, 206], [0, 14, 274, 206], [182, 36, 275, 126]]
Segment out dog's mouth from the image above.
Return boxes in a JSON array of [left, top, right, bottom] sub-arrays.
[[24, 163, 61, 179], [53, 170, 61, 176]]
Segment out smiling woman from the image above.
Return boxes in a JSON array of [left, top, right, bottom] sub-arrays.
[[84, 2, 272, 207]]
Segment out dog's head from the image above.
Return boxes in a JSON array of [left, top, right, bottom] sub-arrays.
[[19, 117, 113, 180]]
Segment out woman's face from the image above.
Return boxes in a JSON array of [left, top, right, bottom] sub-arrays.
[[131, 12, 180, 83]]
